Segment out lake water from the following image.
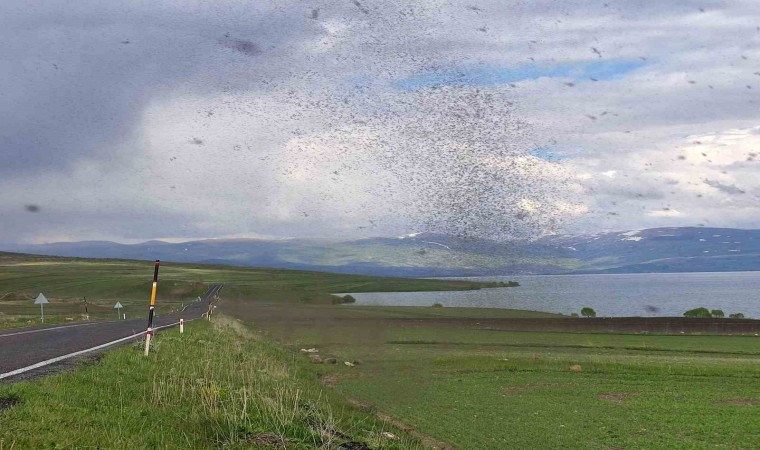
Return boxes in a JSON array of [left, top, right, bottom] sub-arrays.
[[344, 272, 760, 318]]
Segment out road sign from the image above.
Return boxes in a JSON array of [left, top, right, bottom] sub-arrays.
[[114, 301, 123, 319], [34, 293, 48, 322]]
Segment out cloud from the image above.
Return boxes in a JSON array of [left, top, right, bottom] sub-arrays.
[[567, 126, 760, 231], [1, 0, 760, 243], [647, 209, 683, 218], [703, 179, 746, 195]]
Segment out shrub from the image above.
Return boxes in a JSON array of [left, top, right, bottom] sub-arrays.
[[570, 313, 579, 317], [729, 312, 745, 319], [710, 309, 725, 318], [330, 295, 356, 305], [432, 303, 444, 308], [684, 307, 712, 318], [580, 307, 596, 318], [496, 281, 520, 287]]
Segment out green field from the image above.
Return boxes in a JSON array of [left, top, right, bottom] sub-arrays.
[[0, 251, 493, 329], [228, 303, 760, 449], [1, 253, 759, 449]]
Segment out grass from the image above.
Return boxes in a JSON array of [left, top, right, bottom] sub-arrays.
[[0, 318, 424, 449], [226, 300, 760, 449], [0, 251, 498, 329], [3, 253, 759, 448], [341, 364, 760, 449]]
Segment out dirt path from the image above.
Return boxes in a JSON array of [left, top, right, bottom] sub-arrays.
[[345, 398, 455, 450]]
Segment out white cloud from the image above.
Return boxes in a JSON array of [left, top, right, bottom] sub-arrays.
[[1, 0, 760, 243], [647, 209, 683, 218], [567, 126, 760, 231]]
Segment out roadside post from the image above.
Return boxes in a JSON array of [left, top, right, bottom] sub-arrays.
[[114, 301, 123, 320], [180, 318, 184, 334], [144, 260, 160, 356], [34, 293, 49, 323], [83, 296, 89, 320]]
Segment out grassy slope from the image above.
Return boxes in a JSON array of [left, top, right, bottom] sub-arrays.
[[0, 254, 516, 449], [0, 318, 424, 449]]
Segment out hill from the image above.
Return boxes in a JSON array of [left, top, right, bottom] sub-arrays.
[[2, 227, 759, 276]]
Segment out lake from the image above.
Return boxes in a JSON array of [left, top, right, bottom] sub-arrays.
[[343, 272, 760, 318]]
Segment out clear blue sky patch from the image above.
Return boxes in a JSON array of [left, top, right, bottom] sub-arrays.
[[395, 59, 646, 91]]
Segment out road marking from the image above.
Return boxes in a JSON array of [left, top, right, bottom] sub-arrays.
[[0, 320, 192, 380], [0, 284, 220, 338], [0, 321, 105, 338], [0, 284, 220, 379]]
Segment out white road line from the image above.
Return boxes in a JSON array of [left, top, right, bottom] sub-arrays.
[[1, 284, 219, 338], [0, 319, 191, 380], [0, 283, 218, 379], [0, 321, 106, 338]]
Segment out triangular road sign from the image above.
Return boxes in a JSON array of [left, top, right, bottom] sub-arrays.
[[114, 301, 123, 309], [34, 293, 48, 304]]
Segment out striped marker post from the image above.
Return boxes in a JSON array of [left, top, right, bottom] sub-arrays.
[[144, 260, 160, 356]]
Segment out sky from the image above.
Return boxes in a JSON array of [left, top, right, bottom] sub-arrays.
[[1, 0, 759, 244]]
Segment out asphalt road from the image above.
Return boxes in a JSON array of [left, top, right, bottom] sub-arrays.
[[0, 284, 222, 381]]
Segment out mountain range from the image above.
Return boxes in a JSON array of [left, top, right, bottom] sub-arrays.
[[2, 227, 759, 277]]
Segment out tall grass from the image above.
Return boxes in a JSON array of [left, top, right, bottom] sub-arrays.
[[0, 318, 421, 449], [147, 317, 340, 447]]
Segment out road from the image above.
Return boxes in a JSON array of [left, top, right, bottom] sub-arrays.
[[0, 284, 222, 381]]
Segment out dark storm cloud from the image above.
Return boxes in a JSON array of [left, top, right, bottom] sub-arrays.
[[0, 200, 203, 243], [0, 0, 311, 178]]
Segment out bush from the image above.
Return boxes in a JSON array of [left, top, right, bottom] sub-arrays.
[[729, 312, 745, 319], [710, 309, 725, 318], [684, 307, 712, 318], [330, 295, 356, 305], [496, 281, 520, 287], [432, 303, 444, 308], [570, 313, 579, 317], [580, 307, 596, 318]]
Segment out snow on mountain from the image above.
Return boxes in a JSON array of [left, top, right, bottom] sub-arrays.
[[3, 227, 760, 276]]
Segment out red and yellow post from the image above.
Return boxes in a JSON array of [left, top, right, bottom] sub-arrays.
[[144, 260, 160, 356]]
